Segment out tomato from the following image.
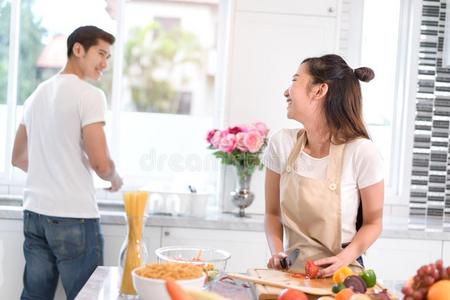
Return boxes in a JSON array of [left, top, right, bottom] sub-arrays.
[[278, 288, 308, 300], [305, 259, 319, 279], [359, 269, 377, 288], [290, 273, 306, 279]]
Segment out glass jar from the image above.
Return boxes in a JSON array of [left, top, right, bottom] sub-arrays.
[[118, 215, 148, 298]]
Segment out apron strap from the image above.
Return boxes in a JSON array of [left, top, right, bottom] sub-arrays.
[[326, 142, 346, 192], [285, 129, 307, 172]]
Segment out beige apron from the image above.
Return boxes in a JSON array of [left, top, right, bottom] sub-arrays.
[[280, 129, 362, 272]]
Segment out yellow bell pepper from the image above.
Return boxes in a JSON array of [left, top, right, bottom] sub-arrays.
[[332, 266, 353, 284]]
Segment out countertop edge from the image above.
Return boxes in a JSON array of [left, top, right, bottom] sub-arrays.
[[1, 206, 450, 241]]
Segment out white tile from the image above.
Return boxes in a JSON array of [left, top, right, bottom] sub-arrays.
[[390, 205, 409, 217], [9, 185, 24, 195], [95, 189, 106, 199], [0, 184, 9, 194], [383, 204, 392, 216], [105, 191, 122, 200]]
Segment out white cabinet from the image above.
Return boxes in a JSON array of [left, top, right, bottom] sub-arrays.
[[236, 0, 337, 16], [102, 224, 161, 266], [443, 241, 450, 263], [364, 238, 443, 281], [0, 219, 63, 299], [161, 227, 271, 273], [0, 219, 25, 300]]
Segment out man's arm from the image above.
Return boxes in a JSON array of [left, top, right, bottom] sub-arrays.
[[11, 124, 28, 172], [82, 122, 122, 191]]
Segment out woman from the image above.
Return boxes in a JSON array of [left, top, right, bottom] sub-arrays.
[[263, 54, 384, 277]]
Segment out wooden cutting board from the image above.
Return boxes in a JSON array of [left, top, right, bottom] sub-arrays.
[[248, 268, 333, 300], [247, 269, 399, 300]]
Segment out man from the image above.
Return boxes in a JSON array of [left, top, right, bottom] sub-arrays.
[[11, 25, 123, 300]]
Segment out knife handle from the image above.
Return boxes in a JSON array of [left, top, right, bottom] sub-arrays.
[[280, 257, 288, 269]]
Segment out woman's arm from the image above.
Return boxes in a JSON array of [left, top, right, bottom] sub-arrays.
[[264, 168, 286, 269], [315, 180, 384, 276]]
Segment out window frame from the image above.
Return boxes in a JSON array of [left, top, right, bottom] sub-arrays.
[[385, 0, 422, 205], [1, 0, 20, 182], [349, 0, 421, 206]]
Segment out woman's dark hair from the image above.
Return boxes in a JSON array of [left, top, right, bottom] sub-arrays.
[[302, 54, 374, 144], [67, 25, 115, 58]]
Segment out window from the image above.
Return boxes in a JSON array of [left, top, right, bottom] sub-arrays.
[[115, 0, 220, 193], [2, 0, 223, 198], [0, 0, 10, 175], [360, 0, 402, 201]]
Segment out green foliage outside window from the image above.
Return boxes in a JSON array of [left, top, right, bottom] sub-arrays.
[[0, 0, 11, 104], [124, 21, 204, 113], [0, 0, 45, 105]]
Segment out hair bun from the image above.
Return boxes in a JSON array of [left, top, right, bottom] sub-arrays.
[[354, 67, 375, 82]]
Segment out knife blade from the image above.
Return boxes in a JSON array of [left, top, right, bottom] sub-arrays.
[[280, 248, 300, 269]]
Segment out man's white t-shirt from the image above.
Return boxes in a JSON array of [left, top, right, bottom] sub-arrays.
[[262, 128, 384, 243], [22, 74, 106, 218]]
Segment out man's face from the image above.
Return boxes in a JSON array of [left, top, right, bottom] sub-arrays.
[[78, 39, 112, 81]]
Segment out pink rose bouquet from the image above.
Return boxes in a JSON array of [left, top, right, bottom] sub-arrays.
[[206, 122, 269, 177]]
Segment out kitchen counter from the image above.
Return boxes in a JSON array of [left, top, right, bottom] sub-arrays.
[[76, 266, 255, 300], [1, 195, 450, 241], [76, 267, 404, 300]]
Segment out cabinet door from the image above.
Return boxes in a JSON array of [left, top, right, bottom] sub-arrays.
[[161, 227, 270, 273], [102, 224, 161, 266], [443, 241, 450, 263], [0, 219, 25, 300], [364, 238, 442, 280], [236, 0, 337, 16]]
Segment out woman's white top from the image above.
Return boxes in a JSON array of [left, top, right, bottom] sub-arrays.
[[262, 128, 384, 243]]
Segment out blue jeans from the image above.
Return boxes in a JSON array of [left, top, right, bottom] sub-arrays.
[[21, 210, 104, 300]]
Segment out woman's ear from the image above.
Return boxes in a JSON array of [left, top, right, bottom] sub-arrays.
[[312, 83, 328, 100]]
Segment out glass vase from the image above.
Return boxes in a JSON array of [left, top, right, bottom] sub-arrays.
[[119, 215, 148, 298], [230, 165, 255, 217]]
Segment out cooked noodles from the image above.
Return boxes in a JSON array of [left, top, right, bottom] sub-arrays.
[[136, 263, 203, 280]]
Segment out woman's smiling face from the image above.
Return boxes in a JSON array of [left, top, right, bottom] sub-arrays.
[[284, 63, 315, 122]]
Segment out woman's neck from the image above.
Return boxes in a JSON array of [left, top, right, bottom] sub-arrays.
[[303, 120, 331, 158]]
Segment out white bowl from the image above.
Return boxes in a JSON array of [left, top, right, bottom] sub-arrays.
[[132, 265, 206, 300]]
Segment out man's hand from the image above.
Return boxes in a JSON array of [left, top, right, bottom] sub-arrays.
[[106, 173, 123, 192]]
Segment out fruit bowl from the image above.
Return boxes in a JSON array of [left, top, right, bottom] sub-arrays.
[[155, 246, 231, 280]]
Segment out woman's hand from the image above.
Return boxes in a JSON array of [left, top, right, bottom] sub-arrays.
[[267, 252, 287, 269], [314, 256, 346, 277]]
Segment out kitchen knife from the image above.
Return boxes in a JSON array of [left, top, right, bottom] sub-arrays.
[[280, 248, 300, 269]]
